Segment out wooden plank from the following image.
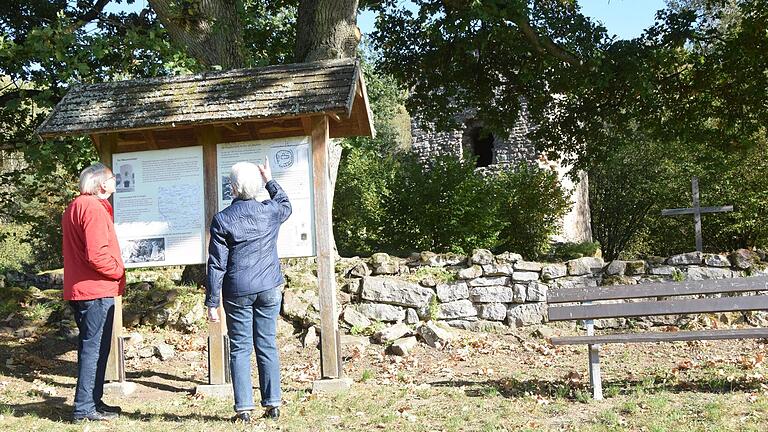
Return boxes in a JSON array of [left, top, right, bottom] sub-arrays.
[[551, 327, 768, 345], [311, 115, 341, 378], [548, 294, 768, 321], [661, 206, 734, 216], [197, 126, 229, 385], [692, 177, 703, 252], [547, 276, 768, 303]]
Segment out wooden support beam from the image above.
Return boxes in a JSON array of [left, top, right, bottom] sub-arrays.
[[96, 133, 126, 384], [196, 126, 230, 385], [311, 115, 342, 378], [142, 131, 159, 149]]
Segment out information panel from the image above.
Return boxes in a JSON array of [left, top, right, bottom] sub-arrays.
[[112, 146, 206, 268], [217, 137, 315, 258]]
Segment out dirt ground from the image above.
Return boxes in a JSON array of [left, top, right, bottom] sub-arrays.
[[0, 321, 767, 431]]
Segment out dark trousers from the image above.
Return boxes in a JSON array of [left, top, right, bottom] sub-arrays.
[[69, 297, 114, 417]]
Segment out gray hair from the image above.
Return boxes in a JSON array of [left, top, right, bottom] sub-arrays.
[[230, 162, 263, 200], [79, 162, 111, 195]]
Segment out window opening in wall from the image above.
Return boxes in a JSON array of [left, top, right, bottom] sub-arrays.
[[468, 126, 494, 168]]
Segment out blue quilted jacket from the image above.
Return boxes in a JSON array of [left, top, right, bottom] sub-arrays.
[[205, 180, 292, 307]]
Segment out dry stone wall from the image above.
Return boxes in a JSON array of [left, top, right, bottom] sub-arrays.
[[334, 249, 768, 332]]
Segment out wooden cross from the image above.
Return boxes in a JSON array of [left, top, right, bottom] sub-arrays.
[[661, 176, 733, 252]]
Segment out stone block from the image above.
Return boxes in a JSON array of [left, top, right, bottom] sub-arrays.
[[495, 252, 523, 264], [506, 303, 547, 328], [469, 286, 515, 303], [526, 282, 548, 302], [704, 254, 731, 267], [481, 263, 514, 276], [436, 281, 469, 302], [356, 303, 406, 322], [469, 249, 494, 265], [342, 307, 372, 328], [605, 260, 627, 276], [457, 265, 483, 280], [388, 336, 418, 356], [437, 300, 477, 319], [468, 276, 510, 287], [666, 251, 703, 265], [374, 323, 411, 343], [730, 249, 758, 269], [567, 257, 605, 276], [541, 264, 567, 280], [360, 277, 434, 308], [686, 266, 734, 280], [514, 261, 543, 272], [511, 271, 539, 282], [417, 321, 454, 348], [476, 303, 507, 321], [625, 260, 646, 275], [312, 378, 353, 394]]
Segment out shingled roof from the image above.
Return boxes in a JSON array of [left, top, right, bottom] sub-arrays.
[[36, 58, 373, 139]]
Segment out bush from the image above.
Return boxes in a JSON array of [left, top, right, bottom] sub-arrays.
[[591, 134, 768, 259], [334, 150, 570, 258], [491, 163, 571, 258], [0, 223, 33, 272]]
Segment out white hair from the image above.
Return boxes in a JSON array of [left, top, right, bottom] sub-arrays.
[[78, 163, 111, 195], [230, 162, 263, 200]]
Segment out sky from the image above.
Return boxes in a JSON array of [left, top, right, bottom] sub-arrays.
[[108, 0, 668, 42], [358, 0, 668, 41]]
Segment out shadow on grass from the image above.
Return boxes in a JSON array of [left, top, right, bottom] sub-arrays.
[[1, 396, 232, 423], [1, 396, 71, 422], [429, 373, 767, 401], [0, 331, 77, 380]]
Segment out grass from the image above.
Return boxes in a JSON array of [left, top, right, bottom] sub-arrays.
[[0, 308, 767, 431]]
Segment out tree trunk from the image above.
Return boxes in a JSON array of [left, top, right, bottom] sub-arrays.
[[295, 0, 361, 62], [296, 0, 361, 255], [149, 0, 245, 69]]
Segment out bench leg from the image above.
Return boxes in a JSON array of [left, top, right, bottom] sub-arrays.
[[584, 316, 603, 400], [588, 343, 603, 400]]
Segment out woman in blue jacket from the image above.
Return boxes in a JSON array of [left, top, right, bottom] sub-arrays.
[[205, 159, 292, 422]]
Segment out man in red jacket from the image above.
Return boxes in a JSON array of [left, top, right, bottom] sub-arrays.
[[62, 162, 126, 422]]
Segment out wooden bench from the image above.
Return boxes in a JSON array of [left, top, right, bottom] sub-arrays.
[[547, 275, 768, 399]]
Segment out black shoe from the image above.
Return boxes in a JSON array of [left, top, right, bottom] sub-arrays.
[[73, 410, 119, 423], [263, 406, 280, 420], [97, 402, 122, 413], [231, 411, 251, 423]]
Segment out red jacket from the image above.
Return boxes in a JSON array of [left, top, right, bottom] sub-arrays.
[[62, 194, 126, 300]]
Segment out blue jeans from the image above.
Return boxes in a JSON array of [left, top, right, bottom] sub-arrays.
[[70, 297, 114, 417], [223, 288, 282, 412]]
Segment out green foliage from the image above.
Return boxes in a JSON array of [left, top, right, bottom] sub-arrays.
[[491, 163, 571, 258], [335, 150, 569, 258], [427, 295, 439, 321], [671, 268, 686, 282], [350, 321, 385, 337], [548, 241, 602, 261], [591, 131, 768, 259], [372, 1, 768, 174], [0, 223, 32, 272]]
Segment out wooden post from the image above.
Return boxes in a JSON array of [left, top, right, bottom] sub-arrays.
[[96, 133, 126, 384], [197, 126, 230, 386], [691, 177, 703, 252], [584, 301, 603, 400], [661, 177, 733, 252], [310, 115, 342, 379]]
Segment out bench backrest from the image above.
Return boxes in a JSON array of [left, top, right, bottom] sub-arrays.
[[547, 275, 768, 322]]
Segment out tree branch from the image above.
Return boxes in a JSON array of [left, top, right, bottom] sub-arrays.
[[72, 0, 112, 24], [512, 16, 583, 67], [0, 89, 45, 106]]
